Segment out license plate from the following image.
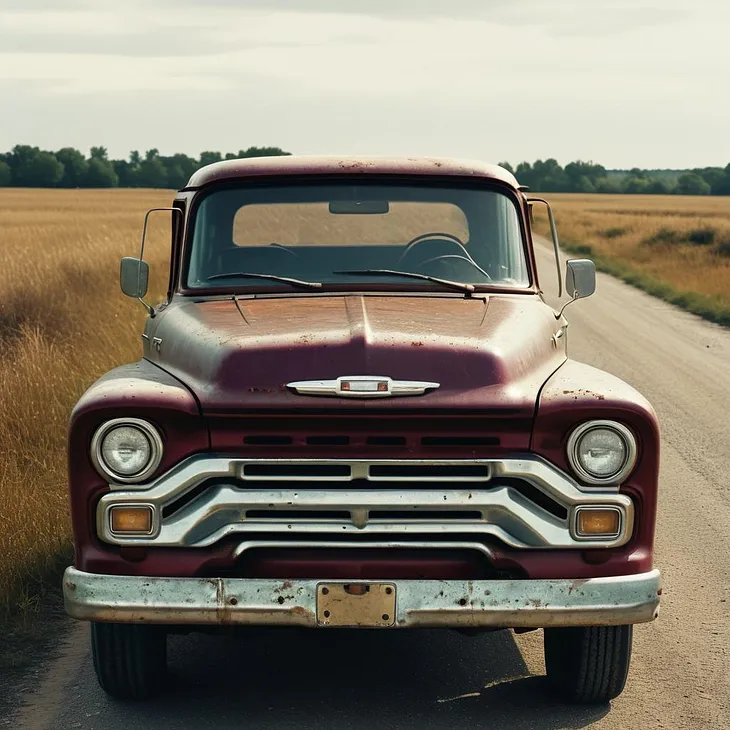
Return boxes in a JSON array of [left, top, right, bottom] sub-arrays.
[[316, 583, 396, 627]]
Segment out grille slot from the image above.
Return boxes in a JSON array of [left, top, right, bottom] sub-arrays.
[[243, 464, 352, 478], [369, 464, 489, 479], [366, 436, 407, 446], [369, 510, 483, 521], [305, 435, 350, 446], [246, 509, 351, 520], [244, 435, 293, 446], [500, 478, 569, 520], [421, 436, 500, 447]]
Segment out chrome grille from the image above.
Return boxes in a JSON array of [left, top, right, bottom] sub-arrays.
[[97, 456, 634, 550]]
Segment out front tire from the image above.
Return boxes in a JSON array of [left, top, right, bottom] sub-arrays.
[[544, 625, 633, 704], [91, 622, 167, 700]]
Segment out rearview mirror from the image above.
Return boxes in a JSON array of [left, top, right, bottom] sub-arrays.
[[329, 200, 390, 215], [565, 259, 596, 300], [120, 257, 149, 299]]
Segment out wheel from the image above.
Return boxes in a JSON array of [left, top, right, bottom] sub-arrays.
[[91, 622, 167, 700], [543, 625, 633, 704]]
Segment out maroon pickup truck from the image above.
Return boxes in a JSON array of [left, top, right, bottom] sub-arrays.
[[63, 156, 661, 704]]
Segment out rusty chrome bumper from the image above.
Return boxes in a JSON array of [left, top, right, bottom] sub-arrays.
[[63, 567, 661, 628]]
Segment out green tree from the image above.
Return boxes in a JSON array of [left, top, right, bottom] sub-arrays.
[[160, 153, 197, 188], [531, 158, 569, 192], [498, 161, 514, 173], [0, 161, 11, 186], [645, 179, 671, 195], [90, 146, 109, 161], [199, 151, 223, 167], [55, 147, 89, 187], [564, 161, 606, 192], [710, 164, 730, 195], [594, 177, 623, 194], [514, 161, 534, 188], [136, 149, 168, 188], [113, 159, 134, 187], [623, 176, 650, 194], [84, 157, 118, 187], [574, 175, 596, 193], [675, 173, 711, 195], [696, 167, 724, 190], [10, 145, 64, 187], [238, 146, 290, 158]]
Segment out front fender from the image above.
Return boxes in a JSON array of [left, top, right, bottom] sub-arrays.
[[68, 359, 209, 566], [531, 359, 660, 571]]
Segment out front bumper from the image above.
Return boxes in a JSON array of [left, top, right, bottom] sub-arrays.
[[63, 566, 661, 628]]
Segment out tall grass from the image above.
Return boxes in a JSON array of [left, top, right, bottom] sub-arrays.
[[535, 194, 730, 326], [0, 188, 173, 619]]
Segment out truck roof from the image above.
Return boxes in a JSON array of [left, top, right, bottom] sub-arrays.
[[184, 155, 519, 190]]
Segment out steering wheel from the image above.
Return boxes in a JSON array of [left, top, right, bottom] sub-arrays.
[[417, 254, 493, 280], [267, 242, 300, 258], [397, 232, 490, 279], [398, 232, 467, 264]]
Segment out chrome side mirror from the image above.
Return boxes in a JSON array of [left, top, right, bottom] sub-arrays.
[[566, 259, 596, 300], [120, 256, 149, 299]]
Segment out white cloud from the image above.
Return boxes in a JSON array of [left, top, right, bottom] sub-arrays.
[[0, 0, 727, 168]]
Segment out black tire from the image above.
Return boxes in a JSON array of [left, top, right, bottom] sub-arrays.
[[543, 624, 633, 704], [91, 622, 167, 700]]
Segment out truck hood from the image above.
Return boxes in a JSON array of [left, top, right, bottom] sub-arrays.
[[146, 295, 565, 416]]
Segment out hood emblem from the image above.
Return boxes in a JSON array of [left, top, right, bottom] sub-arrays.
[[287, 376, 440, 399]]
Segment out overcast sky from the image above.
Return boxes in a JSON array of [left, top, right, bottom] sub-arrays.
[[0, 0, 726, 168]]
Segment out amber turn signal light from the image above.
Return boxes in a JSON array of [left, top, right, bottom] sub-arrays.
[[576, 508, 620, 537], [110, 506, 153, 534]]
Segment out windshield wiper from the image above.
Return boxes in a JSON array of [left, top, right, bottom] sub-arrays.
[[206, 272, 322, 289], [335, 269, 475, 294]]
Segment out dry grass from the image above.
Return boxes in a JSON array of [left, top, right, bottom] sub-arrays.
[[0, 188, 174, 618], [535, 194, 730, 324]]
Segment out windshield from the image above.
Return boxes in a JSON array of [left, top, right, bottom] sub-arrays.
[[186, 182, 530, 291]]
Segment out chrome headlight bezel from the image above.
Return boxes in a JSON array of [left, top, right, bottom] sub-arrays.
[[91, 418, 163, 484], [566, 420, 637, 486]]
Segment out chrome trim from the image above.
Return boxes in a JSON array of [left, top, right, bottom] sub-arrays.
[[231, 540, 497, 560], [286, 376, 440, 398], [90, 418, 164, 484], [567, 420, 638, 487], [63, 566, 662, 628], [97, 455, 634, 550]]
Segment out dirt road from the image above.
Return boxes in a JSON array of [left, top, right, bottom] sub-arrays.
[[8, 243, 730, 729]]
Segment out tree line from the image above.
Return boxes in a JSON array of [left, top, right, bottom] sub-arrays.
[[0, 145, 290, 189], [1, 146, 730, 195], [499, 159, 730, 196]]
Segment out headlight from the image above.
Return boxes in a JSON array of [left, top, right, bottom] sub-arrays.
[[566, 420, 637, 485], [91, 419, 163, 483]]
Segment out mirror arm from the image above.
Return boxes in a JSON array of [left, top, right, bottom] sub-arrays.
[[556, 295, 580, 319], [138, 298, 156, 318], [527, 197, 562, 298]]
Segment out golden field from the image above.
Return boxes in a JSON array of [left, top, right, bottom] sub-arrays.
[[0, 188, 174, 618], [1, 188, 729, 619], [536, 194, 730, 324]]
